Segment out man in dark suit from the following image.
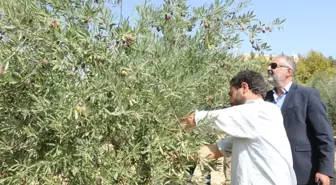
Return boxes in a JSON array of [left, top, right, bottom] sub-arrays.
[[264, 56, 335, 185]]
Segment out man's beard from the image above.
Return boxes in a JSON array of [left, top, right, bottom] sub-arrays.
[[230, 96, 246, 106], [267, 71, 281, 86]]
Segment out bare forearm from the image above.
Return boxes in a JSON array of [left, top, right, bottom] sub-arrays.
[[199, 144, 225, 159]]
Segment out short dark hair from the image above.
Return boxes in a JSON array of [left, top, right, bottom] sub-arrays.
[[230, 70, 267, 98]]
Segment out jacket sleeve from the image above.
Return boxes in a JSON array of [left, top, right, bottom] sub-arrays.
[[307, 89, 335, 178]]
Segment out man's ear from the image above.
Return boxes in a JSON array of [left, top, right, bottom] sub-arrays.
[[287, 68, 293, 77], [241, 82, 249, 94]]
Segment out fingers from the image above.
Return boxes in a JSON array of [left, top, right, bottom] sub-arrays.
[[176, 113, 195, 131], [315, 173, 330, 185]]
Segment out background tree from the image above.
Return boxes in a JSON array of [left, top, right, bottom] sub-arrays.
[[295, 50, 336, 84]]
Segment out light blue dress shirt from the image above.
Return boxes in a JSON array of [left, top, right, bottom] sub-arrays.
[[272, 81, 293, 109]]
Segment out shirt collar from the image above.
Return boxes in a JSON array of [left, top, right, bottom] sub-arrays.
[[245, 98, 264, 104], [272, 81, 293, 94]]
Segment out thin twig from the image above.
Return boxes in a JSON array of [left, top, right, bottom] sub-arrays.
[[3, 38, 27, 64]]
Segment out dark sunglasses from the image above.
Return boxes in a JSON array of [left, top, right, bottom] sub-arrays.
[[269, 63, 290, 69]]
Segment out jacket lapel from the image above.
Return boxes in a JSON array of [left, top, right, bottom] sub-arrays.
[[264, 90, 275, 103], [264, 83, 298, 129], [280, 82, 298, 113]]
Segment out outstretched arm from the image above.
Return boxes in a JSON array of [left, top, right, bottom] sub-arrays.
[[178, 105, 257, 139]]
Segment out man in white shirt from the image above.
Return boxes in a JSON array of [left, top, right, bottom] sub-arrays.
[[178, 70, 297, 185]]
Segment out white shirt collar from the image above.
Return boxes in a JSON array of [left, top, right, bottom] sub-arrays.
[[245, 98, 264, 104]]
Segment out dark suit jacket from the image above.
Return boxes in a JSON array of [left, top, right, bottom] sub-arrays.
[[265, 83, 334, 185]]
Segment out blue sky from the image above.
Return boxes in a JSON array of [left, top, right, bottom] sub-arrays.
[[109, 0, 336, 57]]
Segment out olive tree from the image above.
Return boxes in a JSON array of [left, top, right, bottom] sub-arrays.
[[0, 0, 284, 184]]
